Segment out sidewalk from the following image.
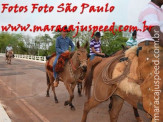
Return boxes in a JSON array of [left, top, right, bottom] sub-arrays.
[[0, 103, 11, 122]]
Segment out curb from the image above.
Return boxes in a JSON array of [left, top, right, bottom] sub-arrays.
[[0, 103, 11, 122]]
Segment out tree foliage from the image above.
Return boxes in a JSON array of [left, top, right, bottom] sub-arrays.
[[0, 30, 128, 56]]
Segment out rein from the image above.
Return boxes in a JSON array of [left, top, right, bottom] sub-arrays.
[[69, 59, 77, 71], [102, 54, 131, 85], [68, 57, 87, 82], [93, 54, 131, 102]]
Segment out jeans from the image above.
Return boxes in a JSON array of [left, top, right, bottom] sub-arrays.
[[53, 54, 60, 79], [90, 54, 97, 60]]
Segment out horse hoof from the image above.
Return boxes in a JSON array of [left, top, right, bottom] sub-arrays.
[[46, 94, 50, 97], [136, 117, 143, 122], [78, 94, 82, 97], [64, 101, 69, 106], [71, 106, 76, 111]]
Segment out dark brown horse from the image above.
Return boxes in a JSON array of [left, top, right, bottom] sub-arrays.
[[82, 46, 143, 122], [45, 41, 88, 110], [6, 51, 13, 64]]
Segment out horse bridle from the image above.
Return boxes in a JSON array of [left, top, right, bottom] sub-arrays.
[[68, 50, 87, 81]]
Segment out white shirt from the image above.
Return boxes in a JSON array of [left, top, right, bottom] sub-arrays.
[[137, 2, 163, 44], [6, 46, 13, 51]]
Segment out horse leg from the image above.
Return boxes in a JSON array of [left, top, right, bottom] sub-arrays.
[[108, 96, 113, 112], [52, 85, 58, 103], [64, 83, 76, 110], [9, 58, 11, 64], [69, 83, 77, 110], [109, 95, 124, 122], [46, 72, 51, 97], [46, 84, 50, 97], [81, 96, 101, 122], [7, 57, 8, 64], [77, 82, 82, 97], [133, 107, 143, 122], [49, 76, 58, 103]]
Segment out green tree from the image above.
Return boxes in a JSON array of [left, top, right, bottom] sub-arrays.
[[101, 31, 128, 55]]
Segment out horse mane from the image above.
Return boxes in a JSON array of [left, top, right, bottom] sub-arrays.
[[84, 57, 102, 99], [70, 51, 75, 58], [84, 62, 99, 98]]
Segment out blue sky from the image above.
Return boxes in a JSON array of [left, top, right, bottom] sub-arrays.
[[0, 0, 153, 37]]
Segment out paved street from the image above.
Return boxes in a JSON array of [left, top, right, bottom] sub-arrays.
[[0, 56, 150, 122]]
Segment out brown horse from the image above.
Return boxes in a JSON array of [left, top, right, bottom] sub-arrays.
[[6, 51, 13, 64], [45, 41, 88, 110], [82, 46, 144, 122]]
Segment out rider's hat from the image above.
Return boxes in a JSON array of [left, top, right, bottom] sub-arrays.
[[95, 32, 101, 37]]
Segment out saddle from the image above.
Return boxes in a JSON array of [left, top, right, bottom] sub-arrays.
[[46, 52, 72, 73], [90, 46, 142, 102], [55, 52, 71, 73], [108, 46, 142, 97]]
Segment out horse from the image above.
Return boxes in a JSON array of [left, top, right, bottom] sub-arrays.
[[6, 51, 13, 64], [82, 46, 144, 122], [45, 41, 88, 110], [107, 45, 163, 121]]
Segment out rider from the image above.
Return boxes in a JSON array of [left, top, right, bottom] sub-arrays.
[[136, 0, 163, 117], [53, 26, 75, 87], [5, 44, 13, 60], [126, 30, 137, 48], [89, 32, 105, 60]]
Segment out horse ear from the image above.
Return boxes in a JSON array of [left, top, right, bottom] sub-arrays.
[[121, 44, 128, 51], [121, 44, 126, 50], [70, 51, 75, 58], [84, 41, 88, 49], [121, 44, 125, 49], [76, 41, 80, 49]]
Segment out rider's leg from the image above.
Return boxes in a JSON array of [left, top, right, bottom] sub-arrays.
[[90, 54, 96, 60], [53, 54, 60, 87]]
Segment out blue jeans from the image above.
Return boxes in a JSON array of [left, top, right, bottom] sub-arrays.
[[53, 54, 60, 79], [90, 54, 97, 60]]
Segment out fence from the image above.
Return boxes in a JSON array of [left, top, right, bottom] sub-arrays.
[[0, 53, 46, 63], [0, 53, 5, 57]]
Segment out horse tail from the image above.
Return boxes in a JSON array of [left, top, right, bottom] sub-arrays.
[[46, 72, 50, 85], [84, 59, 101, 99]]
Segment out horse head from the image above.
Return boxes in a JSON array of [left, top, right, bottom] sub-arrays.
[[73, 41, 88, 72], [121, 44, 129, 52]]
